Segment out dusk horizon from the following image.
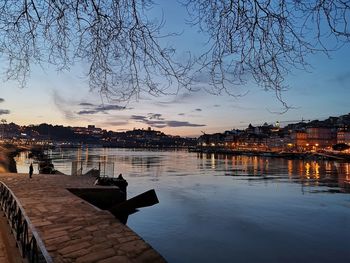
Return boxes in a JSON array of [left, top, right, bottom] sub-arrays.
[[2, 111, 350, 138], [1, 1, 350, 263], [1, 1, 350, 137]]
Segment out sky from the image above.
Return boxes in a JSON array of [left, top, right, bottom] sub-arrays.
[[1, 2, 350, 137]]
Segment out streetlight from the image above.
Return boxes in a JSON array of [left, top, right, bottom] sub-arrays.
[[315, 143, 319, 152]]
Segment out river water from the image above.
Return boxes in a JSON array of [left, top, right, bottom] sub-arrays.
[[15, 148, 350, 263]]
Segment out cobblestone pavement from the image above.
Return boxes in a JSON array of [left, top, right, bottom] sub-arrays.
[[0, 173, 165, 263]]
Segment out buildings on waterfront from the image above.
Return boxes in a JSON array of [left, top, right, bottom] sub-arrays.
[[0, 122, 196, 148], [198, 113, 350, 153], [1, 113, 350, 152]]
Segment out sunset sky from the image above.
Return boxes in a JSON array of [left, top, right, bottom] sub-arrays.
[[1, 2, 350, 137]]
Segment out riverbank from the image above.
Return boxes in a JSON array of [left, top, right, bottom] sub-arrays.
[[190, 147, 350, 161]]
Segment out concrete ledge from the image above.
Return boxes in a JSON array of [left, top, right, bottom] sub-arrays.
[[0, 173, 166, 263]]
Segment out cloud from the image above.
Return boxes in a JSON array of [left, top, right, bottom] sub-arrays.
[[144, 120, 167, 128], [98, 116, 130, 128], [77, 110, 98, 115], [131, 115, 147, 120], [153, 91, 200, 107], [79, 102, 95, 106], [174, 92, 196, 102], [329, 72, 350, 87], [130, 114, 205, 128], [77, 103, 129, 115], [333, 72, 350, 82], [194, 108, 202, 112], [213, 104, 220, 107], [52, 91, 78, 120], [229, 104, 257, 110], [178, 113, 185, 116], [0, 98, 4, 103], [148, 113, 164, 120], [0, 109, 10, 115], [166, 121, 206, 127], [96, 105, 127, 111], [103, 121, 129, 126], [108, 121, 129, 126]]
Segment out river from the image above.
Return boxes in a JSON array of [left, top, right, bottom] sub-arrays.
[[15, 147, 350, 263]]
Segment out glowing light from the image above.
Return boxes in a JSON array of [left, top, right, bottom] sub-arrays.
[[305, 162, 310, 178], [288, 160, 293, 177], [211, 154, 216, 169], [313, 162, 320, 179]]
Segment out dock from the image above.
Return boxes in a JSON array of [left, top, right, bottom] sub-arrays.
[[0, 173, 165, 263]]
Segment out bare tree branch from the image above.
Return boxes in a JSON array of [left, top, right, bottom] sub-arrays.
[[0, 0, 190, 101], [0, 0, 350, 105], [184, 0, 350, 102]]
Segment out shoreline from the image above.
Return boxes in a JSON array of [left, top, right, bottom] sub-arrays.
[[4, 143, 350, 174], [190, 147, 350, 161]]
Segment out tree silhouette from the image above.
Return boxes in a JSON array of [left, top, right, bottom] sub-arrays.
[[185, 0, 350, 105], [0, 1, 349, 103]]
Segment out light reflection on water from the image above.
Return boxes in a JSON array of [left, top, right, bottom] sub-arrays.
[[15, 148, 350, 262]]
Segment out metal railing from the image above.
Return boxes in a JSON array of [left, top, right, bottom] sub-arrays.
[[0, 181, 53, 263]]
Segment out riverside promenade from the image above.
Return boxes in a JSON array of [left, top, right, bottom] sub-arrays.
[[0, 173, 165, 263]]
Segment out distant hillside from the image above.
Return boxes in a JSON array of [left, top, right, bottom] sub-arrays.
[[285, 113, 350, 130]]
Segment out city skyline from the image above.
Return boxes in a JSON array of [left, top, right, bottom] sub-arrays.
[[1, 1, 350, 136]]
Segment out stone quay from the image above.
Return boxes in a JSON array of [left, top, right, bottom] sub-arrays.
[[0, 173, 165, 263]]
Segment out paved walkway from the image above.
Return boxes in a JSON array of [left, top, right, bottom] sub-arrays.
[[0, 173, 165, 263]]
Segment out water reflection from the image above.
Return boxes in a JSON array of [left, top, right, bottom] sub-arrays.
[[13, 148, 350, 262], [15, 148, 350, 194], [196, 153, 350, 193]]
